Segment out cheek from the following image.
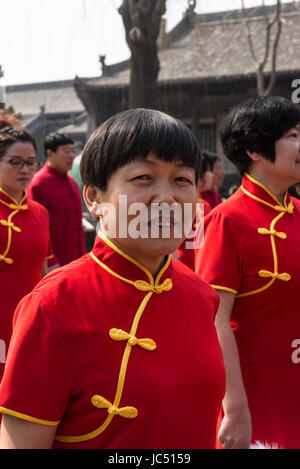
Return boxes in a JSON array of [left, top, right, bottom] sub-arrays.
[[0, 168, 14, 183], [183, 185, 198, 203]]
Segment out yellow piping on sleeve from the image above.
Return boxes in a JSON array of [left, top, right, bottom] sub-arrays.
[[0, 407, 60, 426]]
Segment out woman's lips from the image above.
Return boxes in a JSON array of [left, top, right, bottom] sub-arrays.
[[17, 177, 31, 182]]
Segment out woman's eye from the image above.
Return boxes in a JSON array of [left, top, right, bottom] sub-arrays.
[[176, 177, 193, 184], [132, 175, 151, 181]]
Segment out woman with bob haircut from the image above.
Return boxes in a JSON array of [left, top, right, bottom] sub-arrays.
[[0, 111, 52, 384], [0, 108, 225, 449], [177, 150, 213, 271], [196, 96, 300, 449]]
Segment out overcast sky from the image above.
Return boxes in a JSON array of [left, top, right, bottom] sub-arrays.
[[0, 0, 294, 86]]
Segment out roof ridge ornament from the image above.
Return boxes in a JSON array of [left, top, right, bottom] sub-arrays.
[[188, 0, 196, 11], [99, 55, 108, 77]]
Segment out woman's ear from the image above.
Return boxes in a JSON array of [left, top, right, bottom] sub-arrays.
[[83, 184, 103, 218], [246, 150, 262, 162]]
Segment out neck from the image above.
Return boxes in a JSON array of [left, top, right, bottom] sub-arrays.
[[109, 238, 167, 279], [247, 170, 287, 206], [48, 161, 67, 175], [0, 186, 24, 204]]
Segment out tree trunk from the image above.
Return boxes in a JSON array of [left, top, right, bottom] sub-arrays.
[[241, 0, 282, 96], [119, 0, 166, 109]]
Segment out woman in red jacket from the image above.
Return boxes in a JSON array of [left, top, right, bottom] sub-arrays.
[[0, 112, 52, 381], [196, 96, 300, 449], [0, 109, 225, 449]]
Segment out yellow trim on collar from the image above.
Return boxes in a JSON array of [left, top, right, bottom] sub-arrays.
[[98, 231, 153, 283], [92, 231, 172, 287], [0, 407, 60, 426], [212, 285, 238, 295], [0, 188, 27, 209], [243, 173, 292, 213], [244, 173, 287, 207]]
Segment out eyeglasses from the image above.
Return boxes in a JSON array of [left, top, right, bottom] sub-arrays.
[[0, 158, 40, 171]]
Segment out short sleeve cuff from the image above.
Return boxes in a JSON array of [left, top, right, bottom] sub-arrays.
[[0, 406, 61, 426]]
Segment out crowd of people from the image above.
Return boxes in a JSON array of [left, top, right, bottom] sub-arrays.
[[0, 95, 299, 449]]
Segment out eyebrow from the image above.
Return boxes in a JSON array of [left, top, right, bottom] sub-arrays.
[[8, 156, 36, 159]]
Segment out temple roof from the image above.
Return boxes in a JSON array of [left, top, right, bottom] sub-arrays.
[[84, 2, 300, 89], [6, 80, 84, 116]]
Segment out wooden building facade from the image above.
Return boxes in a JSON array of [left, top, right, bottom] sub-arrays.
[[75, 2, 300, 174]]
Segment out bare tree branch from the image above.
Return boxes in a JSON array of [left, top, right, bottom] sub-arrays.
[[241, 0, 259, 66], [264, 1, 282, 95], [241, 0, 283, 96]]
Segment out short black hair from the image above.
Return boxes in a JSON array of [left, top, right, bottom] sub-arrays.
[[80, 108, 201, 191], [45, 132, 74, 154], [288, 182, 300, 199], [220, 96, 300, 174], [201, 150, 220, 172]]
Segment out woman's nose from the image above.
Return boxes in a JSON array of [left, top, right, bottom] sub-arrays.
[[152, 182, 176, 205]]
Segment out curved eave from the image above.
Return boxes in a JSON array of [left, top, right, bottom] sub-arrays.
[[76, 69, 300, 92]]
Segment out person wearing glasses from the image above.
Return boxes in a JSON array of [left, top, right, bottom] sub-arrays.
[[27, 133, 86, 271], [0, 111, 53, 382]]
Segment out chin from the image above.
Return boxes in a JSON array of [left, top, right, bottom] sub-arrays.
[[145, 238, 183, 257]]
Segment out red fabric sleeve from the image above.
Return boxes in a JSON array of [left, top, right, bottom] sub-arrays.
[[195, 211, 242, 294], [0, 292, 73, 424], [27, 185, 59, 266], [27, 182, 48, 210]]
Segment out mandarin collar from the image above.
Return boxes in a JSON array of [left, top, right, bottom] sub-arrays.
[[91, 232, 173, 287], [242, 173, 293, 212], [0, 187, 27, 209], [45, 161, 68, 178]]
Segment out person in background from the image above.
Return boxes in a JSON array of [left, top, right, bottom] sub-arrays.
[[177, 150, 213, 270], [27, 133, 86, 270], [0, 111, 52, 381], [201, 151, 224, 208], [288, 181, 300, 199], [0, 109, 225, 449], [69, 151, 97, 251], [196, 96, 300, 449]]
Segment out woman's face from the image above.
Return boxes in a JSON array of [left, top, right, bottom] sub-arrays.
[[90, 153, 197, 273], [272, 126, 300, 186], [213, 161, 224, 188], [0, 142, 37, 201], [196, 170, 214, 194], [255, 125, 300, 189]]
